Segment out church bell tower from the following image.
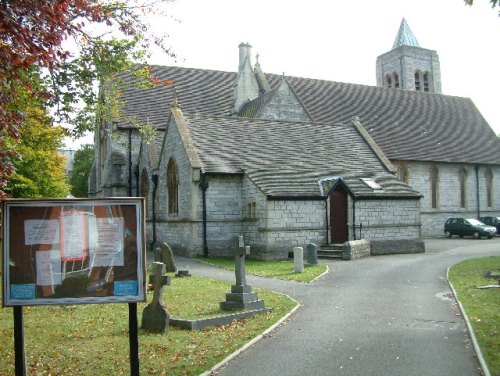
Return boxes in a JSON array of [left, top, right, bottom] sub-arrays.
[[376, 18, 442, 94]]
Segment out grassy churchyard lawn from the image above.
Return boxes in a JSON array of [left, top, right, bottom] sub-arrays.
[[198, 257, 328, 282], [0, 273, 297, 375], [448, 256, 500, 375]]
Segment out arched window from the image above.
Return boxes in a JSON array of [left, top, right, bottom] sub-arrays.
[[459, 167, 467, 208], [167, 158, 179, 214], [430, 165, 439, 209], [393, 73, 400, 88], [385, 75, 392, 88], [141, 169, 149, 212], [423, 72, 430, 92], [414, 71, 422, 91], [485, 168, 493, 207]]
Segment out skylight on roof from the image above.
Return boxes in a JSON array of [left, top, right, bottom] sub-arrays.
[[360, 178, 384, 192]]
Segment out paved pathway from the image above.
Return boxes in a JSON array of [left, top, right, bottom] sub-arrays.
[[174, 238, 499, 376]]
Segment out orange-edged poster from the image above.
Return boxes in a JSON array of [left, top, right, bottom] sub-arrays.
[[60, 210, 88, 261]]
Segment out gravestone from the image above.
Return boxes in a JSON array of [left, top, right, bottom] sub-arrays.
[[158, 242, 190, 277], [141, 262, 171, 333], [293, 246, 304, 272], [306, 243, 318, 265], [220, 236, 266, 311], [159, 242, 176, 273]]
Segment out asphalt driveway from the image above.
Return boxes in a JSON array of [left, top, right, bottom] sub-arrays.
[[175, 238, 499, 376]]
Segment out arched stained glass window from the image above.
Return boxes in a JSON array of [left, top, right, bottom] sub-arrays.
[[430, 165, 439, 209], [485, 168, 493, 207], [459, 167, 467, 208], [167, 158, 179, 214]]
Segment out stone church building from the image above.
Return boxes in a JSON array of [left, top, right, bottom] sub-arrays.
[[89, 19, 500, 259]]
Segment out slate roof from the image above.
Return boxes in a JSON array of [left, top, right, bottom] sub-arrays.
[[113, 65, 500, 166], [184, 115, 421, 198]]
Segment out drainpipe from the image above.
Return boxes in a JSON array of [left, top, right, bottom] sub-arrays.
[[200, 173, 209, 257], [475, 165, 480, 219], [128, 128, 132, 197], [151, 173, 159, 251], [352, 199, 356, 240], [324, 199, 329, 245], [135, 165, 140, 197]]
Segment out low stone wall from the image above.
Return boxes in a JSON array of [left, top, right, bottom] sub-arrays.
[[370, 239, 425, 256], [343, 239, 371, 260]]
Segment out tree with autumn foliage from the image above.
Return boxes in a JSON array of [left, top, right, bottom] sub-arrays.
[[0, 0, 174, 197], [4, 98, 70, 198]]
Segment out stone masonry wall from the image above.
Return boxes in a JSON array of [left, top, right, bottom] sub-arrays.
[[355, 199, 421, 240], [154, 118, 202, 257], [202, 175, 244, 257], [259, 82, 311, 122], [403, 161, 500, 237], [376, 46, 441, 93], [262, 199, 326, 260], [342, 239, 371, 260]]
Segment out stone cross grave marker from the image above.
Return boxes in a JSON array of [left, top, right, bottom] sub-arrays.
[[141, 262, 171, 333], [235, 236, 249, 286], [220, 236, 266, 311]]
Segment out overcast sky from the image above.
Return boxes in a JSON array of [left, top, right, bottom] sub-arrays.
[[65, 0, 500, 148]]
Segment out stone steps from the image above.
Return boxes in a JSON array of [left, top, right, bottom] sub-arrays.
[[318, 244, 344, 260]]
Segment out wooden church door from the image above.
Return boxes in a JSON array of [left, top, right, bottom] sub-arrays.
[[330, 188, 348, 244]]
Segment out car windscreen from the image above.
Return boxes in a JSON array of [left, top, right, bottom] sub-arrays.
[[467, 219, 484, 226]]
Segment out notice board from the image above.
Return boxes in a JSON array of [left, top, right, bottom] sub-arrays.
[[2, 198, 146, 306]]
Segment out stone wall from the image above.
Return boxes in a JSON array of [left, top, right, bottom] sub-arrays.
[[261, 199, 327, 260], [355, 199, 421, 240], [153, 117, 203, 257], [402, 161, 500, 237], [376, 45, 441, 94], [343, 239, 371, 260], [370, 239, 425, 256], [259, 81, 311, 122]]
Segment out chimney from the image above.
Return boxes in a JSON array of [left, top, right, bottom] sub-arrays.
[[234, 42, 259, 113], [238, 42, 253, 72]]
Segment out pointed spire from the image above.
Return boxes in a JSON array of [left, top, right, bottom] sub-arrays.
[[392, 18, 420, 49]]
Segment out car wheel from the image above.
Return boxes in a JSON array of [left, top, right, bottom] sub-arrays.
[[473, 231, 480, 239], [445, 231, 452, 238]]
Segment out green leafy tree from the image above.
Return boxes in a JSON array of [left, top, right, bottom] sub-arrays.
[[70, 144, 95, 197], [5, 101, 70, 198], [0, 1, 174, 197]]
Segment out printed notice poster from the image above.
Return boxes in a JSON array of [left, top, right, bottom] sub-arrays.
[[2, 198, 145, 306], [36, 250, 62, 286], [91, 217, 124, 267], [24, 219, 59, 245], [61, 211, 87, 261]]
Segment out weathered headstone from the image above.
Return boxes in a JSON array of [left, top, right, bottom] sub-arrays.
[[306, 243, 318, 265], [220, 236, 266, 311], [141, 262, 171, 333], [157, 242, 191, 277], [159, 242, 176, 273], [293, 246, 304, 273]]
